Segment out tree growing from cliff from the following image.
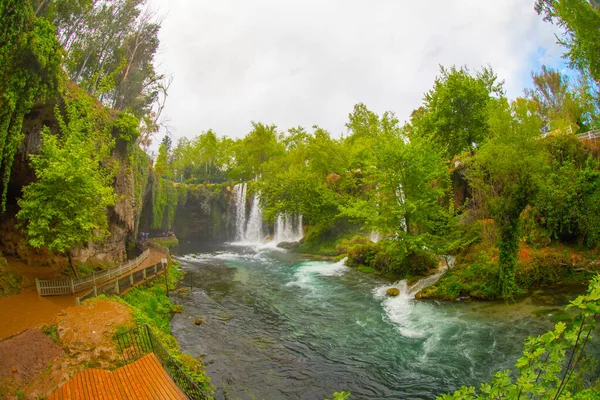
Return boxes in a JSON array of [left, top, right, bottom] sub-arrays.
[[17, 99, 115, 275]]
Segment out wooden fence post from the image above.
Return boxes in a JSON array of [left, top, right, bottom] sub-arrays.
[[94, 286, 97, 297], [143, 268, 147, 280], [35, 278, 40, 296], [130, 272, 134, 286], [116, 280, 120, 295], [70, 279, 75, 294]]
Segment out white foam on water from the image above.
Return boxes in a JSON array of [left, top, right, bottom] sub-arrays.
[[286, 258, 348, 291], [374, 281, 426, 338]]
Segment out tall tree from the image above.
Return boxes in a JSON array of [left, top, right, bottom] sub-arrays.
[[413, 65, 503, 159], [536, 0, 600, 83], [468, 97, 545, 298], [17, 102, 115, 274]]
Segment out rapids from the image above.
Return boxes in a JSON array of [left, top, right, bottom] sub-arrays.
[[169, 242, 583, 399]]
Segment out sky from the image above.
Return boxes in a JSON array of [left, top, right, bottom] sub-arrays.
[[147, 0, 567, 147]]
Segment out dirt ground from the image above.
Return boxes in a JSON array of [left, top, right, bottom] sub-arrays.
[[0, 299, 135, 399], [0, 247, 165, 340]]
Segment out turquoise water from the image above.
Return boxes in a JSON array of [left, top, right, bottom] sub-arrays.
[[170, 243, 563, 399]]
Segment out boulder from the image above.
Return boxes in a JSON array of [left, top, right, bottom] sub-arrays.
[[386, 287, 400, 297], [194, 318, 202, 326]]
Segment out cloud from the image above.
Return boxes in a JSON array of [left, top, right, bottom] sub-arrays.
[[148, 0, 565, 145]]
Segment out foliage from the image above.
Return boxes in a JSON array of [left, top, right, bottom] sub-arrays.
[[0, 264, 22, 299], [536, 0, 600, 84], [411, 65, 503, 159], [418, 250, 499, 300], [468, 98, 545, 299], [17, 90, 116, 268], [438, 274, 600, 399], [0, 0, 63, 209], [41, 324, 59, 343], [114, 262, 213, 396], [325, 391, 351, 400], [536, 135, 600, 247]]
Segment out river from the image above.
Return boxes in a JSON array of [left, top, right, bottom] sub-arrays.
[[169, 241, 585, 400]]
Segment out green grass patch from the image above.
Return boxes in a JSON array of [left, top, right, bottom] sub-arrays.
[[94, 262, 213, 397], [41, 324, 59, 344]]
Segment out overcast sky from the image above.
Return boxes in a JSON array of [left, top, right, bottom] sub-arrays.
[[147, 0, 566, 146]]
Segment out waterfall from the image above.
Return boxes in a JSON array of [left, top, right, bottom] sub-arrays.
[[234, 183, 304, 245], [234, 183, 247, 241], [244, 193, 264, 243], [273, 214, 304, 244], [369, 231, 381, 243]]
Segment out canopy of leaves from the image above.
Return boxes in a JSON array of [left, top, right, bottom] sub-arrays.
[[17, 96, 116, 255]]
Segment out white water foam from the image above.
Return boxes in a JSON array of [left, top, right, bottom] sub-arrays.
[[286, 258, 348, 291], [373, 256, 455, 338]]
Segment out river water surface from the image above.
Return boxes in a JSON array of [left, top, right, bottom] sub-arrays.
[[170, 242, 574, 399]]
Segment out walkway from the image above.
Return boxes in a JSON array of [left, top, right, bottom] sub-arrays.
[[0, 248, 165, 340], [48, 353, 187, 400]]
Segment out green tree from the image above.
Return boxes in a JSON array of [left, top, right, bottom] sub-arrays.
[[413, 65, 503, 159], [17, 113, 115, 275], [468, 98, 545, 299], [536, 0, 600, 84], [526, 65, 595, 132], [154, 141, 169, 178]]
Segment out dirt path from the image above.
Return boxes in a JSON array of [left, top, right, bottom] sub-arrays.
[[0, 248, 166, 340], [0, 299, 135, 399]]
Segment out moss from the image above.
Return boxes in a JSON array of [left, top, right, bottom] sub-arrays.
[[150, 237, 179, 250], [418, 252, 500, 300]]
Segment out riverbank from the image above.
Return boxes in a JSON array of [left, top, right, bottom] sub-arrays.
[[0, 257, 212, 399]]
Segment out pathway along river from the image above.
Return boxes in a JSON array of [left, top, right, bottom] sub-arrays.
[[169, 242, 587, 399]]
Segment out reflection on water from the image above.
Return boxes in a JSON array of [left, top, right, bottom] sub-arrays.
[[170, 242, 593, 400]]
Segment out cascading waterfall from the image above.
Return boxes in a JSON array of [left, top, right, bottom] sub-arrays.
[[273, 214, 304, 244], [234, 183, 247, 241], [369, 231, 381, 243], [233, 183, 303, 245], [244, 192, 264, 243]]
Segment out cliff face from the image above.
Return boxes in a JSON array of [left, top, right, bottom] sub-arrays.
[[173, 184, 236, 242], [0, 103, 148, 266]]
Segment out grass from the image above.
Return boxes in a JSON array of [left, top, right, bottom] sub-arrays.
[[93, 261, 213, 397], [41, 324, 60, 344]]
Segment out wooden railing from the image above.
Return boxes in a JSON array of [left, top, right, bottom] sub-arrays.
[[115, 325, 210, 400], [76, 258, 167, 305], [36, 249, 150, 296], [576, 129, 600, 142]]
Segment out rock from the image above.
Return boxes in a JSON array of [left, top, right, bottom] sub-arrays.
[[11, 366, 17, 373], [386, 288, 400, 297], [194, 318, 202, 325]]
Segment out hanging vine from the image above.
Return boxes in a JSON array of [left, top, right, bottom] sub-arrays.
[[0, 0, 62, 210]]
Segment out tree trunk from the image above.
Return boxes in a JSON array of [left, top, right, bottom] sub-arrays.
[[67, 252, 79, 278]]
